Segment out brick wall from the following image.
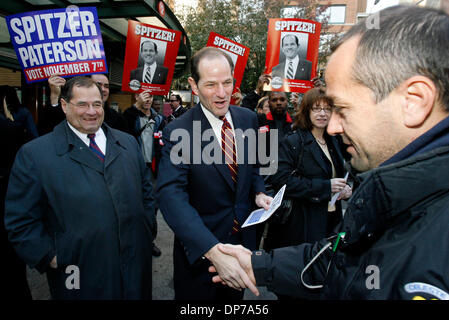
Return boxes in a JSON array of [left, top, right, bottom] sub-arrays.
[[0, 67, 22, 87]]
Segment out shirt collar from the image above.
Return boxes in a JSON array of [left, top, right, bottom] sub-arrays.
[[200, 103, 233, 127], [67, 122, 105, 145], [286, 55, 299, 65]]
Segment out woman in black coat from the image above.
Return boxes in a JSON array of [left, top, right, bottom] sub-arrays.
[[0, 85, 34, 299], [266, 88, 352, 251]]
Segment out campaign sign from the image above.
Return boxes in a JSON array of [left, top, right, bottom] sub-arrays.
[[122, 20, 181, 95], [6, 7, 108, 83], [264, 19, 321, 93], [206, 32, 250, 99]]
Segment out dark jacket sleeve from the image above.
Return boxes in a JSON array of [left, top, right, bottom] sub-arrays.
[[270, 133, 332, 202], [241, 91, 261, 112], [252, 238, 332, 299], [4, 144, 55, 273]]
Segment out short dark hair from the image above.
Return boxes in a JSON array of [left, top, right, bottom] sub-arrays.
[[332, 5, 449, 110], [190, 47, 234, 84], [293, 88, 333, 131], [0, 85, 21, 114], [281, 34, 299, 47], [60, 76, 102, 103], [141, 41, 157, 54], [170, 94, 182, 105]]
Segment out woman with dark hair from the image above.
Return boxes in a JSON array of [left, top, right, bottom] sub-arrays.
[[0, 85, 38, 140], [0, 85, 35, 299], [265, 88, 351, 253]]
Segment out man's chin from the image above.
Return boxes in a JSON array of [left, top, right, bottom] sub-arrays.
[[350, 157, 371, 173]]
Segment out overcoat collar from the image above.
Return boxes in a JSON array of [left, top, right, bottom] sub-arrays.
[[54, 120, 127, 173]]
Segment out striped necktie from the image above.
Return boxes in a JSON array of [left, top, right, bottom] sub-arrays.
[[144, 67, 152, 83], [219, 116, 240, 234], [286, 61, 294, 79], [87, 133, 105, 162]]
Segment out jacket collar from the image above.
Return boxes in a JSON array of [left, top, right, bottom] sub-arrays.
[[266, 111, 292, 123], [341, 146, 449, 247], [53, 121, 127, 172]]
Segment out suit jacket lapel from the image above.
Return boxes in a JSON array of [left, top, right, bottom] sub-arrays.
[[328, 136, 345, 177], [56, 121, 104, 174], [305, 131, 331, 176], [103, 125, 125, 169], [194, 105, 236, 191]]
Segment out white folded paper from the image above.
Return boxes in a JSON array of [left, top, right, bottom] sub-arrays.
[[329, 172, 349, 207], [241, 184, 286, 228]]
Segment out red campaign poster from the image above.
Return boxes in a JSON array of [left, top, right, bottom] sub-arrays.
[[122, 20, 181, 95], [263, 18, 321, 93], [206, 32, 250, 100]]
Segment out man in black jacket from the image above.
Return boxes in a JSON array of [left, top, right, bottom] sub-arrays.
[[211, 5, 449, 300]]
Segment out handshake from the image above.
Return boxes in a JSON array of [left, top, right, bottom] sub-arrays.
[[204, 192, 272, 296], [206, 243, 260, 296]]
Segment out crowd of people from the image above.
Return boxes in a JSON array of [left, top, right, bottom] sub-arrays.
[[1, 4, 449, 301]]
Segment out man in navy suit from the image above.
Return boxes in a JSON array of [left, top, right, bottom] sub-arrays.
[[130, 40, 168, 84], [157, 47, 272, 300], [272, 34, 312, 81]]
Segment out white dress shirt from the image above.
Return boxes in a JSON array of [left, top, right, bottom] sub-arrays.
[[200, 104, 239, 157], [67, 122, 107, 155], [143, 62, 156, 82], [284, 55, 299, 79]]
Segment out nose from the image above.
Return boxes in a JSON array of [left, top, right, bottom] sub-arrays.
[[215, 83, 226, 98], [327, 112, 343, 136], [319, 108, 327, 114]]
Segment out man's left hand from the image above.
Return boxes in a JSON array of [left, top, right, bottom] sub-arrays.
[[255, 193, 272, 210]]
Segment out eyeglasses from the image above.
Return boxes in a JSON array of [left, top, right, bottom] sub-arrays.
[[311, 106, 332, 114], [169, 100, 178, 102], [68, 101, 103, 110]]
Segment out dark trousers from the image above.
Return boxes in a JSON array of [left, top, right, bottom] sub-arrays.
[[1, 176, 32, 300], [173, 237, 244, 301]]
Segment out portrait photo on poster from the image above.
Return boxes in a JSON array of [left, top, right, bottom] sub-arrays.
[[129, 37, 169, 85], [272, 32, 312, 81]]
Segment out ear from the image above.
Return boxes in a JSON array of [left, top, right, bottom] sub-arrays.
[[60, 98, 68, 114], [401, 76, 437, 128], [188, 77, 199, 95]]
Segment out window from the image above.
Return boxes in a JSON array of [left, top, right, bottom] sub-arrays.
[[317, 5, 346, 24], [280, 6, 305, 18]]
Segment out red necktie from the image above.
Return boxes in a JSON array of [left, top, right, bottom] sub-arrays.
[[87, 133, 105, 162], [219, 116, 239, 234]]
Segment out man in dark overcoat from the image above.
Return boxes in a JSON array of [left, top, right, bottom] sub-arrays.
[[5, 76, 155, 299]]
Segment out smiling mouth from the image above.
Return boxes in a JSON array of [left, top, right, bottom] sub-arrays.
[[215, 100, 228, 107]]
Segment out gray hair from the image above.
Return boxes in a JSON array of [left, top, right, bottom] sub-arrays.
[[332, 5, 449, 110]]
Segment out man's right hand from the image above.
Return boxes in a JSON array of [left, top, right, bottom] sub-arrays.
[[205, 243, 259, 295], [256, 74, 271, 95], [208, 244, 259, 296], [136, 90, 152, 109], [48, 74, 66, 105], [331, 178, 347, 194]]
